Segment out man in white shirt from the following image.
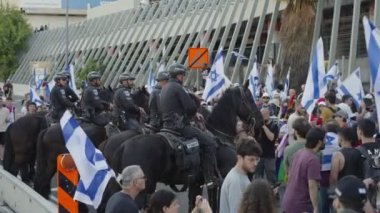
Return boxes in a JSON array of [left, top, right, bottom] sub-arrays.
[[288, 99, 307, 144], [219, 137, 262, 213], [0, 101, 10, 161]]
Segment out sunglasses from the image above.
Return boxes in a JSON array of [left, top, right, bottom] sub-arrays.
[[262, 97, 270, 99]]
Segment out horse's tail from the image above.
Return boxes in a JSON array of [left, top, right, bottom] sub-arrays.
[[3, 124, 14, 172]]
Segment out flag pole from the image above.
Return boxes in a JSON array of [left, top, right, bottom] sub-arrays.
[[65, 0, 69, 70]]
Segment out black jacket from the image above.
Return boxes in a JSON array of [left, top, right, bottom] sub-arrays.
[[159, 79, 197, 129], [64, 86, 79, 103], [50, 84, 75, 118], [82, 84, 104, 113], [149, 85, 162, 128], [113, 85, 140, 119]]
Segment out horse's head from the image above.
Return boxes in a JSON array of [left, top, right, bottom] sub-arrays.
[[235, 81, 263, 131], [132, 87, 150, 114], [99, 85, 114, 103]]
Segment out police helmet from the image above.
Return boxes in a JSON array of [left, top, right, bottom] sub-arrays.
[[53, 73, 65, 82], [118, 73, 135, 82], [87, 71, 101, 81], [156, 72, 169, 82], [60, 71, 71, 79], [168, 63, 187, 78]]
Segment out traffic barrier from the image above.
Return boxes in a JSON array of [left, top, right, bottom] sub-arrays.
[[0, 166, 56, 213], [57, 154, 79, 213]]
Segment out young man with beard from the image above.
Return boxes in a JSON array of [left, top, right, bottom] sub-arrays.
[[287, 99, 308, 144], [282, 127, 326, 213], [219, 137, 262, 213]]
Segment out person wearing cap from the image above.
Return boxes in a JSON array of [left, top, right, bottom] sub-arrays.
[[148, 72, 169, 131], [333, 175, 369, 213], [61, 72, 80, 103], [82, 71, 107, 122], [105, 165, 146, 213], [50, 72, 77, 121], [160, 63, 219, 188], [334, 109, 349, 128], [113, 72, 145, 131], [260, 92, 277, 116]]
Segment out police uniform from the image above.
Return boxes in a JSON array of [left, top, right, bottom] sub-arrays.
[[148, 72, 169, 131], [50, 84, 75, 120], [160, 64, 218, 186], [82, 84, 104, 118]]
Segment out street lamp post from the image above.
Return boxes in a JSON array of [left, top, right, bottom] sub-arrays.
[[65, 0, 69, 71]]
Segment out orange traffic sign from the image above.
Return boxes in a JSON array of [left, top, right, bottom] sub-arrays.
[[188, 48, 209, 69]]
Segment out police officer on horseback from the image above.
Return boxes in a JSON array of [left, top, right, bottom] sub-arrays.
[[160, 63, 219, 187], [61, 72, 80, 103], [148, 71, 169, 131], [82, 71, 109, 125], [50, 72, 77, 120], [113, 72, 145, 131]]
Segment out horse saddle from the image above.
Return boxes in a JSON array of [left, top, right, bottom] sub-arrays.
[[157, 129, 200, 172]]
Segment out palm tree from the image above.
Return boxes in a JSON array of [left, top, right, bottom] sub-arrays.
[[278, 0, 316, 92]]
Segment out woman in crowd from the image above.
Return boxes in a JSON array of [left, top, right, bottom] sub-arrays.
[[239, 179, 276, 213]]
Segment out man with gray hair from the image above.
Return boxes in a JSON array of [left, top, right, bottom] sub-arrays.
[[106, 165, 146, 213]]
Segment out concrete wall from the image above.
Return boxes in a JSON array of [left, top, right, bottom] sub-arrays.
[[27, 14, 86, 29], [87, 0, 139, 19]]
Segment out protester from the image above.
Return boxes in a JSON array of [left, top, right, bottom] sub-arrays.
[[320, 91, 338, 123], [334, 109, 349, 128], [284, 117, 311, 173], [282, 127, 326, 213], [332, 175, 369, 213], [27, 102, 38, 114], [238, 179, 276, 213], [219, 137, 262, 213], [147, 189, 180, 213], [255, 108, 279, 185], [287, 99, 307, 144], [105, 165, 146, 213], [191, 196, 213, 213], [0, 100, 9, 162], [330, 127, 363, 187]]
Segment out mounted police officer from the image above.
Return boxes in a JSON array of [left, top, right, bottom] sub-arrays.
[[50, 72, 77, 121], [148, 71, 169, 131], [160, 63, 219, 187], [61, 72, 80, 103], [113, 72, 145, 131], [82, 71, 108, 125]]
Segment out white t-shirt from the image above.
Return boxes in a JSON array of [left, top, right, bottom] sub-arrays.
[[0, 107, 10, 132], [287, 112, 303, 145], [219, 167, 251, 213]]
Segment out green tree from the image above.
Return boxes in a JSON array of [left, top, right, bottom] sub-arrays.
[[75, 59, 106, 88], [0, 5, 31, 80]]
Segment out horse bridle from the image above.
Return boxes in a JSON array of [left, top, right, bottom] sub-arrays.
[[238, 87, 257, 130]]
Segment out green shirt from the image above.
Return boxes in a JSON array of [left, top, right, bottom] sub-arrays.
[[284, 138, 306, 172]]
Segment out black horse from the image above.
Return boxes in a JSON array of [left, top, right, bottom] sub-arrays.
[[99, 84, 263, 212], [3, 111, 48, 183]]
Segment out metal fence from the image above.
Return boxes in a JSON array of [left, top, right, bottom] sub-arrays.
[[10, 0, 380, 88]]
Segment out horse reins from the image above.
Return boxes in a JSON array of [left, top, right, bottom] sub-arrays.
[[238, 87, 257, 131]]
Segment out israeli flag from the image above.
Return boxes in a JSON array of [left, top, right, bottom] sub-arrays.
[[60, 111, 115, 208], [45, 79, 55, 101], [146, 67, 156, 94], [301, 38, 326, 115], [248, 62, 260, 101], [321, 61, 339, 95], [321, 132, 340, 171], [337, 68, 364, 108], [67, 64, 80, 96], [265, 63, 274, 96], [29, 86, 43, 106], [231, 51, 248, 60], [202, 48, 231, 103], [363, 16, 380, 126]]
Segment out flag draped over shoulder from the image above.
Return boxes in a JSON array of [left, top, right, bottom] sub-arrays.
[[248, 62, 260, 101], [60, 111, 115, 208], [301, 38, 326, 115], [337, 68, 364, 108], [202, 48, 231, 103], [363, 16, 380, 126]]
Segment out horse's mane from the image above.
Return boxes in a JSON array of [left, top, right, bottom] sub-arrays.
[[207, 87, 240, 136]]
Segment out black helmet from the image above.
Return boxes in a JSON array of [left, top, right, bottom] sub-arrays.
[[61, 71, 71, 79], [168, 63, 187, 78], [54, 73, 65, 82], [87, 71, 101, 81], [156, 72, 169, 82], [118, 72, 135, 82]]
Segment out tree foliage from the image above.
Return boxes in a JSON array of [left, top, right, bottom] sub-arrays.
[[75, 59, 106, 87], [278, 0, 316, 92], [0, 6, 31, 81]]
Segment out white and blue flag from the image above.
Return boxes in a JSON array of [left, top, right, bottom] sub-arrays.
[[301, 38, 326, 115], [284, 68, 290, 98], [337, 68, 364, 108], [60, 111, 115, 208], [265, 63, 274, 96], [45, 79, 55, 101], [29, 86, 43, 106], [248, 62, 260, 101], [202, 48, 231, 103], [146, 66, 156, 94], [321, 132, 340, 171], [321, 61, 339, 95], [231, 51, 248, 60], [363, 16, 380, 126]]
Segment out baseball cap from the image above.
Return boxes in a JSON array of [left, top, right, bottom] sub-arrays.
[[334, 175, 367, 207], [262, 92, 270, 98], [334, 110, 349, 120]]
